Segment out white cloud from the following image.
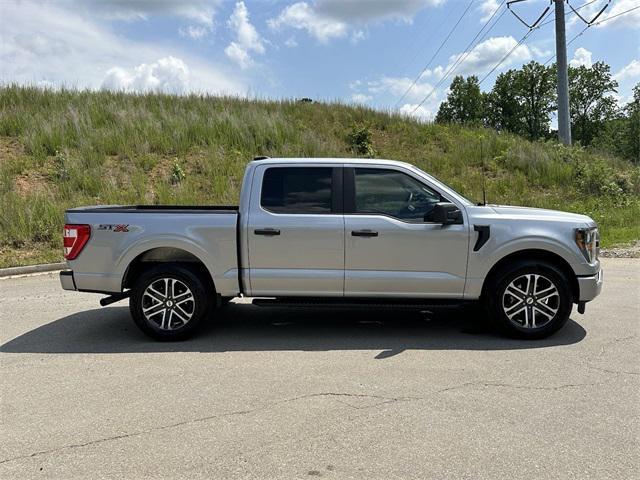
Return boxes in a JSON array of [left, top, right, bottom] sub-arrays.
[[284, 37, 298, 48], [351, 93, 372, 103], [570, 47, 593, 68], [614, 59, 640, 83], [613, 59, 640, 106], [445, 36, 532, 76], [350, 30, 366, 43], [268, 2, 348, 43], [268, 0, 443, 43], [399, 103, 433, 122], [595, 0, 640, 29], [348, 75, 443, 117], [478, 0, 500, 23], [351, 35, 531, 112], [224, 2, 265, 69], [570, 0, 640, 29], [315, 0, 444, 23], [0, 1, 244, 95], [367, 76, 435, 102], [73, 0, 221, 25], [179, 25, 211, 39], [102, 56, 190, 93]]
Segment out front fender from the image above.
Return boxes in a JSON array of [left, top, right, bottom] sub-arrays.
[[464, 229, 598, 299]]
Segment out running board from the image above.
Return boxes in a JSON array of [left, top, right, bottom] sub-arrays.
[[252, 297, 471, 309]]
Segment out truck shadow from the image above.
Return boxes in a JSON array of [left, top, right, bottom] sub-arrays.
[[1, 302, 587, 357]]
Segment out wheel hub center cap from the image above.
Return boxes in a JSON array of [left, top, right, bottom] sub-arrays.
[[526, 297, 534, 305], [166, 300, 173, 307]]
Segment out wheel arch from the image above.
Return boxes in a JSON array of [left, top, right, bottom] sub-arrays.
[[122, 246, 216, 293], [481, 249, 579, 303]]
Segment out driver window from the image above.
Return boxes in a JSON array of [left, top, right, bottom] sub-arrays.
[[354, 168, 442, 221]]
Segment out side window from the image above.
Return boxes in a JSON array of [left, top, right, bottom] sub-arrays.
[[261, 167, 333, 214], [354, 168, 443, 221]]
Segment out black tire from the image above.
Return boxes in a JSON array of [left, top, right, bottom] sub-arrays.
[[483, 260, 573, 339], [129, 264, 212, 341]]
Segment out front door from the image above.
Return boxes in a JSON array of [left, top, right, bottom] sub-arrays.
[[247, 165, 345, 296], [344, 166, 469, 298]]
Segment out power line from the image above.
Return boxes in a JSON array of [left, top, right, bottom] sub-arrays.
[[477, 7, 553, 86], [406, 1, 507, 113], [394, 9, 446, 77], [538, 0, 600, 27], [394, 0, 475, 108], [543, 4, 640, 66]]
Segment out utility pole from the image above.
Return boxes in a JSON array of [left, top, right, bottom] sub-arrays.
[[554, 0, 571, 145]]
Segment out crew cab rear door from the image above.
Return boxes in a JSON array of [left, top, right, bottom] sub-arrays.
[[246, 164, 344, 296], [343, 165, 469, 298]]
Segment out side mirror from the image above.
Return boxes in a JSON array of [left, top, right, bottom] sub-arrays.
[[425, 202, 461, 224]]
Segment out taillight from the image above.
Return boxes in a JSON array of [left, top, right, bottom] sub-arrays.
[[63, 224, 91, 260]]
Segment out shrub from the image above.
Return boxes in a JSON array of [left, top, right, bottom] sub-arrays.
[[170, 162, 186, 184], [347, 124, 375, 157], [54, 150, 70, 181]]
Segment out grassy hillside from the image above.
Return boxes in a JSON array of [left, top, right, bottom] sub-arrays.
[[1, 85, 639, 268]]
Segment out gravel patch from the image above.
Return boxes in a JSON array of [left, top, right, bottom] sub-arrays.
[[600, 241, 640, 258]]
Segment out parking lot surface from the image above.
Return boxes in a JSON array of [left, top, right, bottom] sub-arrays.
[[1, 258, 638, 479]]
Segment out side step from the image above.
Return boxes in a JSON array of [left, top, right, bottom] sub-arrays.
[[252, 297, 471, 310]]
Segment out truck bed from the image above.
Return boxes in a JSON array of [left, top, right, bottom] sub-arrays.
[[64, 205, 241, 295]]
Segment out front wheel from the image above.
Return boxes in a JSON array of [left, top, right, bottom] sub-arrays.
[[484, 260, 573, 339], [129, 264, 212, 341]]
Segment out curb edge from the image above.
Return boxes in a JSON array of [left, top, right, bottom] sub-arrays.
[[0, 263, 66, 278]]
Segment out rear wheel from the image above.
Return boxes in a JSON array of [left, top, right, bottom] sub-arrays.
[[484, 260, 573, 339], [129, 264, 212, 340]]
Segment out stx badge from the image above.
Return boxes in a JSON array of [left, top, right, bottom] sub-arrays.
[[98, 224, 130, 232]]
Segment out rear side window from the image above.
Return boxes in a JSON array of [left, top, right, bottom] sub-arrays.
[[261, 167, 333, 214]]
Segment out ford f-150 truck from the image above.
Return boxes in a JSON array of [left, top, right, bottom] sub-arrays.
[[60, 157, 603, 340]]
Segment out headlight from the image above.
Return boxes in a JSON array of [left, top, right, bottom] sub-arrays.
[[575, 227, 599, 263]]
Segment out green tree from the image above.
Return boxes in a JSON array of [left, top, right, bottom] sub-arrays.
[[516, 61, 556, 139], [485, 62, 555, 139], [435, 75, 484, 124], [625, 84, 640, 163], [485, 70, 523, 133], [569, 61, 619, 146]]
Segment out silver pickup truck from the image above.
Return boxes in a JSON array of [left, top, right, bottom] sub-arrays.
[[60, 157, 602, 340]]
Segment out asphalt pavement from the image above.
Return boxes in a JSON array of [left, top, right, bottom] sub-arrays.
[[1, 258, 638, 479]]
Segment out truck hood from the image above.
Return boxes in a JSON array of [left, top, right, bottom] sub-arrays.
[[488, 205, 595, 225]]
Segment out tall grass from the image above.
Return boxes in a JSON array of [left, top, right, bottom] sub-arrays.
[[0, 85, 639, 267]]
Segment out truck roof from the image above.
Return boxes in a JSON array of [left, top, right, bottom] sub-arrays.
[[250, 157, 413, 169]]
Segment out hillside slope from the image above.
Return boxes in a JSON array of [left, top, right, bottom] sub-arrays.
[[1, 85, 639, 267]]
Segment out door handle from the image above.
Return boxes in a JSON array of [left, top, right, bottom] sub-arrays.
[[254, 228, 281, 236], [351, 229, 378, 237]]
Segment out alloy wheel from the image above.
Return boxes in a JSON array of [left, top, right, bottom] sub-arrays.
[[501, 273, 560, 329], [142, 278, 195, 330]]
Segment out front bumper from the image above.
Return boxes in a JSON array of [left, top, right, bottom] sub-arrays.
[[577, 268, 603, 302], [60, 270, 76, 291]]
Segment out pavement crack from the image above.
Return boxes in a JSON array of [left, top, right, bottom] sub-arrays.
[[580, 364, 640, 377], [0, 382, 608, 465], [597, 335, 637, 358], [433, 381, 602, 393], [0, 391, 414, 465]]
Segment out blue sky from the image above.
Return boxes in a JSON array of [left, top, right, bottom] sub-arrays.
[[2, 0, 639, 120]]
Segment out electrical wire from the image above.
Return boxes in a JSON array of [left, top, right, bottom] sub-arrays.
[[406, 1, 508, 113], [538, 0, 600, 27], [394, 0, 476, 108], [542, 3, 640, 66]]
